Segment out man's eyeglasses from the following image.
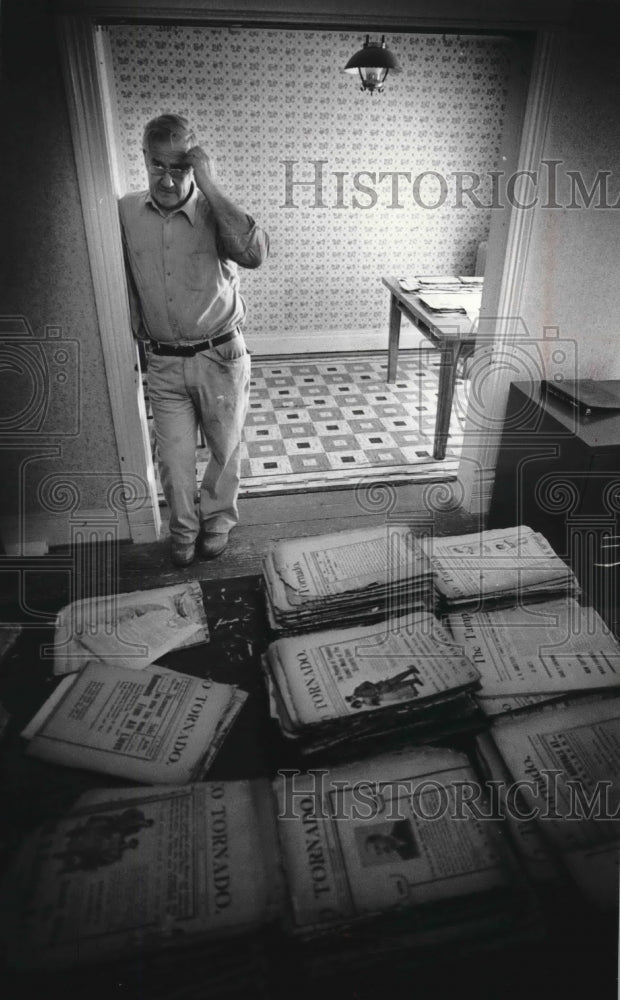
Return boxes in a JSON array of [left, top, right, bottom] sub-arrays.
[[147, 163, 192, 179]]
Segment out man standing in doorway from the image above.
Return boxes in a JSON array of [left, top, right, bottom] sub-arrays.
[[120, 113, 269, 566]]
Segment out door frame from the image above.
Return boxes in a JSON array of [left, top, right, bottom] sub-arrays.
[[458, 28, 561, 514], [55, 7, 561, 535], [56, 14, 161, 542]]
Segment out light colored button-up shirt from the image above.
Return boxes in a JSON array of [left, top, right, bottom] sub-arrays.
[[119, 185, 268, 344]]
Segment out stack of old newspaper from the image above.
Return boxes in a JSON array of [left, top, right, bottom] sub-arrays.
[[262, 524, 434, 634], [421, 525, 581, 612], [475, 694, 620, 911], [0, 746, 540, 977], [447, 596, 620, 718], [263, 610, 483, 755]]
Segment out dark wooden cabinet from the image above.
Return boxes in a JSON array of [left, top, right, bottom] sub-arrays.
[[488, 380, 620, 630]]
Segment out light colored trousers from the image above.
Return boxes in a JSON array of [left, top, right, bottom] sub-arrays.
[[147, 334, 250, 545]]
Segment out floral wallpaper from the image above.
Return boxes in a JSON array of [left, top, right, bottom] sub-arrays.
[[107, 25, 511, 342]]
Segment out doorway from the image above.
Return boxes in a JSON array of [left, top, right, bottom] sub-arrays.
[[56, 13, 547, 540]]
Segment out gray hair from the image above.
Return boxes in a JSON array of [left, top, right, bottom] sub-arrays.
[[142, 114, 196, 151]]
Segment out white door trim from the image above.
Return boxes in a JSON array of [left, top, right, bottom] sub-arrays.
[[55, 14, 161, 543], [457, 29, 562, 515]]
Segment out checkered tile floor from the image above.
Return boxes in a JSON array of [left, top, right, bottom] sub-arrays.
[[146, 350, 469, 497], [220, 350, 467, 493]]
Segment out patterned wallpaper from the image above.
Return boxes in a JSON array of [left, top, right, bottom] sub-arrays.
[[107, 25, 511, 342]]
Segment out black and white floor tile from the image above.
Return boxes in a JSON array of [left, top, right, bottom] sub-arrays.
[[147, 351, 469, 496]]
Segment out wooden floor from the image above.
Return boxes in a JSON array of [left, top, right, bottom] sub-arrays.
[[116, 481, 481, 592], [0, 482, 481, 614]]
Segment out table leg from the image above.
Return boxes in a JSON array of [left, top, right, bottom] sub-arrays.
[[433, 343, 461, 461], [387, 294, 401, 384]]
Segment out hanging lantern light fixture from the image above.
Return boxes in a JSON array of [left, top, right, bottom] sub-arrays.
[[343, 35, 401, 95]]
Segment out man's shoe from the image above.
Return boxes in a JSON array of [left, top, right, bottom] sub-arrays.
[[170, 541, 196, 567], [197, 530, 229, 560]]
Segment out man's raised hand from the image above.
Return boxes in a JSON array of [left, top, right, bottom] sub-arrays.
[[185, 146, 216, 193]]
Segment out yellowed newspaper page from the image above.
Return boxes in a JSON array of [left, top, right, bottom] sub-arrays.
[[0, 781, 280, 970], [448, 599, 620, 696], [53, 582, 209, 675], [268, 613, 478, 727], [24, 663, 244, 784]]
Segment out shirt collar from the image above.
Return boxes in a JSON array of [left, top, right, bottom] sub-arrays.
[[144, 183, 199, 225]]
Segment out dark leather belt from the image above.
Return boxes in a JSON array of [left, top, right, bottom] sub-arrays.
[[149, 329, 239, 357]]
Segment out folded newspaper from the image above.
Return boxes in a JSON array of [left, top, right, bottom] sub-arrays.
[[448, 597, 620, 717], [263, 611, 483, 755], [421, 526, 580, 611], [52, 582, 210, 675], [22, 661, 247, 784], [263, 524, 434, 634], [0, 747, 538, 972], [481, 694, 620, 910]]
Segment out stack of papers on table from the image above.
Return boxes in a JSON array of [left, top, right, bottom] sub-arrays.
[[421, 526, 581, 612], [398, 275, 484, 293], [263, 611, 482, 756], [417, 291, 482, 327], [399, 277, 462, 293], [262, 524, 434, 634]]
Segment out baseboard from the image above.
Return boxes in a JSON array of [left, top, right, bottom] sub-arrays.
[[246, 323, 428, 357]]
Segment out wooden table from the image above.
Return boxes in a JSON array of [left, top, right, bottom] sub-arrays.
[[382, 276, 478, 461]]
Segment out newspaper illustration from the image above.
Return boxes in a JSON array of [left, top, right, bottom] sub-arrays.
[[23, 662, 246, 784], [53, 582, 210, 674], [266, 612, 479, 728], [448, 598, 620, 696], [422, 526, 579, 604]]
